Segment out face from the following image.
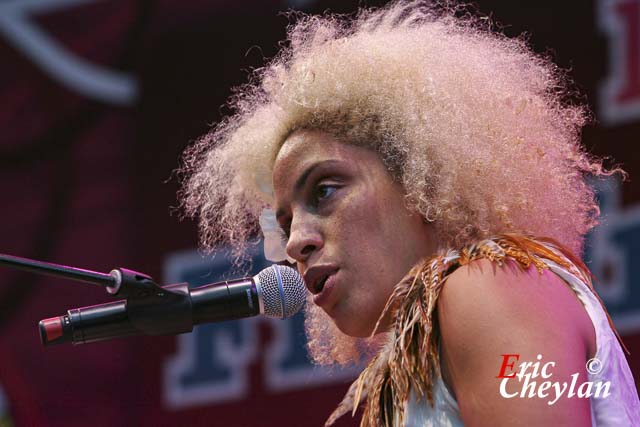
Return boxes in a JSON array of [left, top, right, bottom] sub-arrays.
[[272, 130, 436, 337]]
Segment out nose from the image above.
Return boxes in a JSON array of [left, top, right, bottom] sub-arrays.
[[285, 213, 323, 263]]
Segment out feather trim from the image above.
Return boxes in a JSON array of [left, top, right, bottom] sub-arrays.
[[325, 233, 627, 426]]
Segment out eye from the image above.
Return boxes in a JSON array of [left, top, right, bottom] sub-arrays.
[[313, 184, 338, 205]]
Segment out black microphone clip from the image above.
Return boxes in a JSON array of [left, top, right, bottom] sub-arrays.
[[112, 268, 194, 338], [40, 268, 194, 346]]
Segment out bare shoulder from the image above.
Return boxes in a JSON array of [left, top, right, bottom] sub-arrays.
[[437, 258, 596, 426], [438, 258, 595, 358]]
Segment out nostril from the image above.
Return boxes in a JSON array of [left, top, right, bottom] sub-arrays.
[[301, 244, 315, 255]]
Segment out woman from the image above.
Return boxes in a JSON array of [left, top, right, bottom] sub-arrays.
[[179, 1, 640, 425]]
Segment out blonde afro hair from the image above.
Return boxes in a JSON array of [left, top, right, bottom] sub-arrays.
[[180, 0, 615, 262]]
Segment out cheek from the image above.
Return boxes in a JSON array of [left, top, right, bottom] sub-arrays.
[[334, 191, 404, 283], [332, 192, 391, 255], [340, 190, 427, 289], [349, 191, 408, 256], [328, 188, 425, 335]]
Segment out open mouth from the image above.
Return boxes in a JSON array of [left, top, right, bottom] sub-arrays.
[[304, 266, 338, 297], [316, 276, 329, 293]]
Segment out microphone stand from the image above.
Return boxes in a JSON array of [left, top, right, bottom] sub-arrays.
[[0, 253, 193, 345], [0, 254, 112, 285]]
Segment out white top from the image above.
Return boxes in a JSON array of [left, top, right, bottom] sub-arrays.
[[404, 257, 640, 426]]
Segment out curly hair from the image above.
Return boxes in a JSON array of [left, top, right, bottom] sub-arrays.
[[179, 0, 615, 264]]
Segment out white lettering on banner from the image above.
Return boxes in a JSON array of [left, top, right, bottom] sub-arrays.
[[598, 0, 640, 125], [162, 248, 360, 410], [164, 318, 259, 408], [587, 178, 628, 304], [585, 177, 640, 333], [0, 0, 137, 105]]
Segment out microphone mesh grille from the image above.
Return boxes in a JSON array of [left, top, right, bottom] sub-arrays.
[[257, 265, 306, 318]]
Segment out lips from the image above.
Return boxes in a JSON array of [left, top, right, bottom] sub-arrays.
[[303, 265, 339, 295], [313, 273, 338, 308]]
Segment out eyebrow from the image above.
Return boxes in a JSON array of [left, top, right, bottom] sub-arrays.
[[275, 159, 342, 222]]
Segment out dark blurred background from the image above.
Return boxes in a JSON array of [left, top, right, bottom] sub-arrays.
[[1, 0, 639, 426]]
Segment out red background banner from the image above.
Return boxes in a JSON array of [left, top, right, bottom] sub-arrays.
[[1, 1, 639, 426]]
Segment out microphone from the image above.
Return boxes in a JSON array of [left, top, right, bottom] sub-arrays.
[[39, 265, 306, 346]]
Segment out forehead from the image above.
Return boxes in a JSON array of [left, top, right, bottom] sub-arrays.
[[275, 131, 350, 167], [272, 131, 378, 190]]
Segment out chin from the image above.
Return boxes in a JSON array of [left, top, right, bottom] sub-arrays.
[[332, 306, 394, 338], [331, 311, 378, 338]]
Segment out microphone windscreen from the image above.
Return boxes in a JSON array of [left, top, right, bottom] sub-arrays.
[[255, 265, 306, 319]]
